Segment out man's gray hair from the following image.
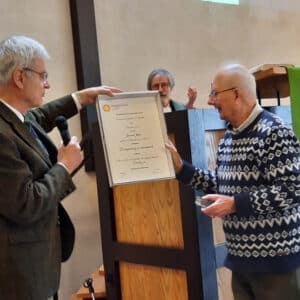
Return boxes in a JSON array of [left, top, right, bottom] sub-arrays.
[[147, 68, 175, 90], [0, 35, 49, 86]]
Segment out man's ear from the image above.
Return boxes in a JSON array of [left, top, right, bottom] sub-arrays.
[[12, 68, 24, 89]]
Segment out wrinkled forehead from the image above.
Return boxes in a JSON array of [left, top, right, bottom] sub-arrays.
[[212, 71, 233, 89], [151, 75, 169, 84]]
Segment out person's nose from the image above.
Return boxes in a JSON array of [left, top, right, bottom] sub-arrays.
[[158, 85, 164, 92], [44, 80, 50, 89], [207, 95, 215, 106]]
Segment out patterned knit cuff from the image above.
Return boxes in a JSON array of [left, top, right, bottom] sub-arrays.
[[176, 160, 196, 185], [234, 192, 253, 216]]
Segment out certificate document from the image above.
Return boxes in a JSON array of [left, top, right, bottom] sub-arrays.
[[96, 91, 175, 186]]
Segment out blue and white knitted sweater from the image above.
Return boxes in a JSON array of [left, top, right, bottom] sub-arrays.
[[178, 109, 300, 273]]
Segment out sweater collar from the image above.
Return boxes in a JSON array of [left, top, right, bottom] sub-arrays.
[[232, 102, 263, 134]]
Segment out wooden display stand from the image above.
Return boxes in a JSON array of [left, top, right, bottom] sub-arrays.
[[91, 108, 230, 300], [249, 63, 294, 102], [90, 97, 292, 300], [249, 63, 293, 123]]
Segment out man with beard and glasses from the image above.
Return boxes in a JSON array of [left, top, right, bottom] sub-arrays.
[[147, 68, 197, 112]]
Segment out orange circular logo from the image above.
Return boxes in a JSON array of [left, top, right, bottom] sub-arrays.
[[102, 104, 111, 112]]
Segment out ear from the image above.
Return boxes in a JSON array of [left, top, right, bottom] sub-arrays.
[[12, 68, 24, 89]]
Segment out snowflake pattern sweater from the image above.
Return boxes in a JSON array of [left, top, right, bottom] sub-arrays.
[[177, 109, 300, 273]]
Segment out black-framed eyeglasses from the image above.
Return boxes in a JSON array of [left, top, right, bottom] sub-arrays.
[[209, 87, 236, 99], [23, 67, 48, 82]]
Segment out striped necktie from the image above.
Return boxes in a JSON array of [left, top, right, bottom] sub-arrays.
[[24, 116, 49, 157]]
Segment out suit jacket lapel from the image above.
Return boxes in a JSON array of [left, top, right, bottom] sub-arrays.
[[0, 102, 53, 166], [29, 119, 58, 165]]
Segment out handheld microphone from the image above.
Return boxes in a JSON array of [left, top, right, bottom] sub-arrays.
[[55, 115, 71, 146]]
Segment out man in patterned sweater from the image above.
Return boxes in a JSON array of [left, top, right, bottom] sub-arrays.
[[166, 64, 300, 300]]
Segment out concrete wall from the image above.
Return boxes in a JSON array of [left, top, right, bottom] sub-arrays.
[[95, 0, 300, 107]]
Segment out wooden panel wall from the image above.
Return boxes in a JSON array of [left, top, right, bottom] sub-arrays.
[[113, 180, 188, 299], [113, 180, 184, 248], [119, 263, 188, 300]]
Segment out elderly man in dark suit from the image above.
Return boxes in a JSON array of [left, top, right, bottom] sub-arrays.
[[0, 35, 119, 300]]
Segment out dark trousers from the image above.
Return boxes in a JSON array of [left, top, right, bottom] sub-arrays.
[[232, 267, 300, 300]]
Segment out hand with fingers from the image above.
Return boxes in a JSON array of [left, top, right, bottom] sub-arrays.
[[200, 194, 236, 218], [186, 86, 197, 109], [57, 136, 83, 174], [75, 85, 123, 106], [165, 141, 183, 173]]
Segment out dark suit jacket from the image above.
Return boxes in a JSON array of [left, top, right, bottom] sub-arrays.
[[0, 95, 78, 300]]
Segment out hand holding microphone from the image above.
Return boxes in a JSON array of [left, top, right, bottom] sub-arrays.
[[55, 115, 71, 146], [55, 116, 83, 174]]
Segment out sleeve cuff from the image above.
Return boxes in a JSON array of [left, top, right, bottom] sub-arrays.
[[234, 192, 252, 216], [71, 92, 82, 111], [176, 160, 196, 184], [57, 162, 70, 174]]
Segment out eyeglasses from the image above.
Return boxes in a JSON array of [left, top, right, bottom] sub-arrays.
[[151, 82, 169, 90], [209, 87, 236, 100], [23, 67, 48, 82]]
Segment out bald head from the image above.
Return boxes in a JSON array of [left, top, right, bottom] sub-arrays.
[[209, 64, 258, 127], [215, 64, 257, 104]]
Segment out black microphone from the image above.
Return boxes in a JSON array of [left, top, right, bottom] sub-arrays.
[[55, 115, 71, 146]]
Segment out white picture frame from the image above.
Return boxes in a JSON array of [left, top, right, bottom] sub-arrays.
[[96, 91, 175, 186]]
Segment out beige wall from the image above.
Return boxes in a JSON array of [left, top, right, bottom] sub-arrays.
[[95, 0, 300, 107], [1, 0, 300, 299], [0, 1, 102, 299]]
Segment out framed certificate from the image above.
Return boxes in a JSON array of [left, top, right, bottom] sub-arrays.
[[96, 91, 175, 186]]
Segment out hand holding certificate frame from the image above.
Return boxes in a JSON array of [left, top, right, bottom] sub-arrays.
[[96, 91, 175, 186]]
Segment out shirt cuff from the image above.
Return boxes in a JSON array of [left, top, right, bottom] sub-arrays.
[[57, 162, 70, 174], [71, 92, 83, 111]]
